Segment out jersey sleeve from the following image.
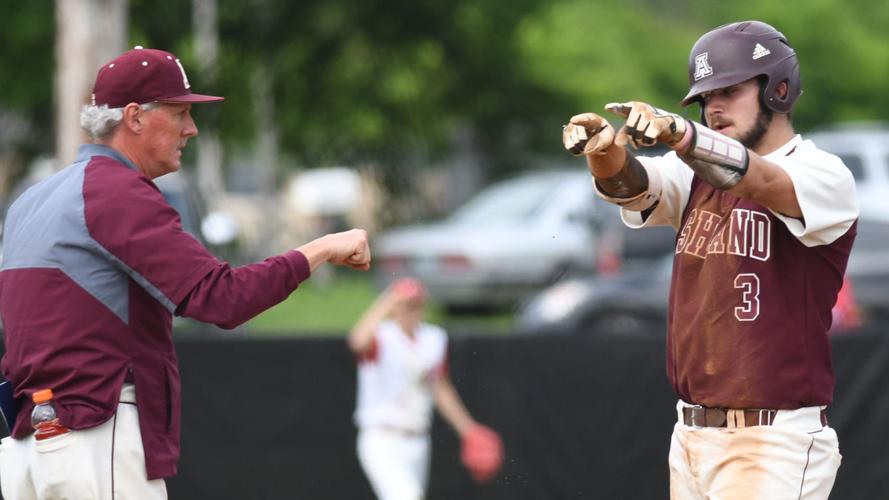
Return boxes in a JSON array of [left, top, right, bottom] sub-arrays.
[[84, 162, 312, 328], [355, 334, 380, 364], [83, 162, 220, 310], [432, 325, 450, 380], [769, 149, 858, 247], [176, 249, 311, 328]]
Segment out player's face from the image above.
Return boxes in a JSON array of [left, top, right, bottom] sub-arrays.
[[701, 79, 773, 149], [140, 103, 198, 179], [393, 299, 425, 328]]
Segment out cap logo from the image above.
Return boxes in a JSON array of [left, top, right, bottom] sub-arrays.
[[693, 52, 713, 81], [174, 58, 191, 90], [752, 43, 771, 60]]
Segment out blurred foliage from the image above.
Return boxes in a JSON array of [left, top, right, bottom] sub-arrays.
[[1, 0, 888, 183], [0, 3, 55, 161]]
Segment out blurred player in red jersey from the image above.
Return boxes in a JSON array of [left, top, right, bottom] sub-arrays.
[[348, 278, 503, 500], [563, 21, 857, 499]]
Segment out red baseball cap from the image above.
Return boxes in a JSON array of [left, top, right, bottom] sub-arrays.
[[392, 278, 426, 302], [91, 46, 224, 108]]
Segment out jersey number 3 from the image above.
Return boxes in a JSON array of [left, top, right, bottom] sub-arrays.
[[734, 273, 760, 321]]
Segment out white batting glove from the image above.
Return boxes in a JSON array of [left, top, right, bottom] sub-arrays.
[[605, 101, 687, 149], [562, 113, 616, 156]]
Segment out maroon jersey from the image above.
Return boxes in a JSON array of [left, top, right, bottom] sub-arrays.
[[603, 136, 859, 409], [669, 176, 856, 408]]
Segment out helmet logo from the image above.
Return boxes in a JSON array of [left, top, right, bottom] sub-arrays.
[[752, 43, 771, 60], [693, 52, 713, 81]]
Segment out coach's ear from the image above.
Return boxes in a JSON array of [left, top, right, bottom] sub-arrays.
[[121, 102, 147, 134]]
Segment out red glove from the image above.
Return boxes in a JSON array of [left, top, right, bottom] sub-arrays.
[[460, 424, 504, 483]]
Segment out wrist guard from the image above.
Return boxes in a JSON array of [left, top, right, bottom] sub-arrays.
[[682, 122, 749, 190]]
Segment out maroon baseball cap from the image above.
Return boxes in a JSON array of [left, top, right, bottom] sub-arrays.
[[91, 46, 224, 108]]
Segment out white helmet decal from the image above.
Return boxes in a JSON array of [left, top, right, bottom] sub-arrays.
[[693, 52, 713, 81]]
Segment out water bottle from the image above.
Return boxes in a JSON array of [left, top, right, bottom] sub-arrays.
[[31, 388, 69, 440]]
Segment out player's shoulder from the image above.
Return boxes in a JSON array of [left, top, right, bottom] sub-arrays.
[[781, 135, 844, 166], [417, 322, 448, 345]]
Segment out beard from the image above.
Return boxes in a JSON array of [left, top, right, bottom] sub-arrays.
[[737, 105, 774, 149]]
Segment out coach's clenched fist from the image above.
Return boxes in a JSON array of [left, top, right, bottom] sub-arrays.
[[299, 228, 371, 271]]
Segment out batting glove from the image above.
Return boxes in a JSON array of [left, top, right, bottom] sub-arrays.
[[605, 101, 687, 149], [563, 113, 616, 156]]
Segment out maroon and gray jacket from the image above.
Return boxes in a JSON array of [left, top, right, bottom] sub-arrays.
[[0, 144, 310, 479]]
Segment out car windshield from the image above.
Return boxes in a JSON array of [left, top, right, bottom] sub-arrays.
[[447, 174, 569, 225]]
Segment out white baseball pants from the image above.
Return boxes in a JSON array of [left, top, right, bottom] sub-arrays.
[[669, 400, 841, 500], [0, 384, 166, 500], [357, 426, 431, 500]]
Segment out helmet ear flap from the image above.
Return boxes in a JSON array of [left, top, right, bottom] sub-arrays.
[[764, 78, 791, 110]]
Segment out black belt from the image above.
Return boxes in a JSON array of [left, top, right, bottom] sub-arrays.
[[682, 406, 828, 428]]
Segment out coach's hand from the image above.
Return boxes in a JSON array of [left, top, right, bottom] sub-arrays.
[[298, 229, 371, 272], [563, 113, 616, 156], [605, 101, 687, 149]]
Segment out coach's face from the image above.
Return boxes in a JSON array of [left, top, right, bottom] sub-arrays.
[[139, 103, 198, 179], [702, 78, 780, 151]]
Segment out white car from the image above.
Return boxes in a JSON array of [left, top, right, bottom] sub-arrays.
[[807, 124, 889, 223], [373, 169, 675, 311]]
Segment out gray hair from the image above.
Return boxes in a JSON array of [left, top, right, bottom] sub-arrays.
[[79, 102, 159, 141]]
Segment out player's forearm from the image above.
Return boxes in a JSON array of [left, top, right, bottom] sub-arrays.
[[590, 147, 650, 199], [433, 377, 476, 437], [672, 120, 802, 218], [347, 297, 394, 353], [726, 153, 802, 218]]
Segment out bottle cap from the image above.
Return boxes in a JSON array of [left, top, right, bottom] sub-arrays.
[[32, 388, 54, 404]]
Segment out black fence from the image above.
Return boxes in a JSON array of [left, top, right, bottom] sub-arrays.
[[2, 330, 888, 499], [162, 329, 889, 499]]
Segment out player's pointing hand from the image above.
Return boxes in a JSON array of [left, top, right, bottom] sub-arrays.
[[605, 101, 687, 149], [562, 112, 615, 156]]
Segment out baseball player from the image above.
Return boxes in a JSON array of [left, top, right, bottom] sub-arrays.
[[563, 21, 857, 499], [0, 47, 371, 499], [349, 278, 503, 500]]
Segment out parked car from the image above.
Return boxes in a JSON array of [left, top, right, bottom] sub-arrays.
[[807, 124, 889, 223], [373, 169, 675, 311], [516, 217, 889, 336], [516, 253, 671, 337]]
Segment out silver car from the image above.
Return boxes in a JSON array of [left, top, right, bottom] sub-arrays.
[[373, 169, 611, 311], [807, 124, 889, 223]]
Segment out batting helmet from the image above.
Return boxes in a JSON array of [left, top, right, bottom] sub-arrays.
[[681, 21, 801, 113]]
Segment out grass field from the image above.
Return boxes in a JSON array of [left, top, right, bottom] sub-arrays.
[[243, 274, 515, 337]]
